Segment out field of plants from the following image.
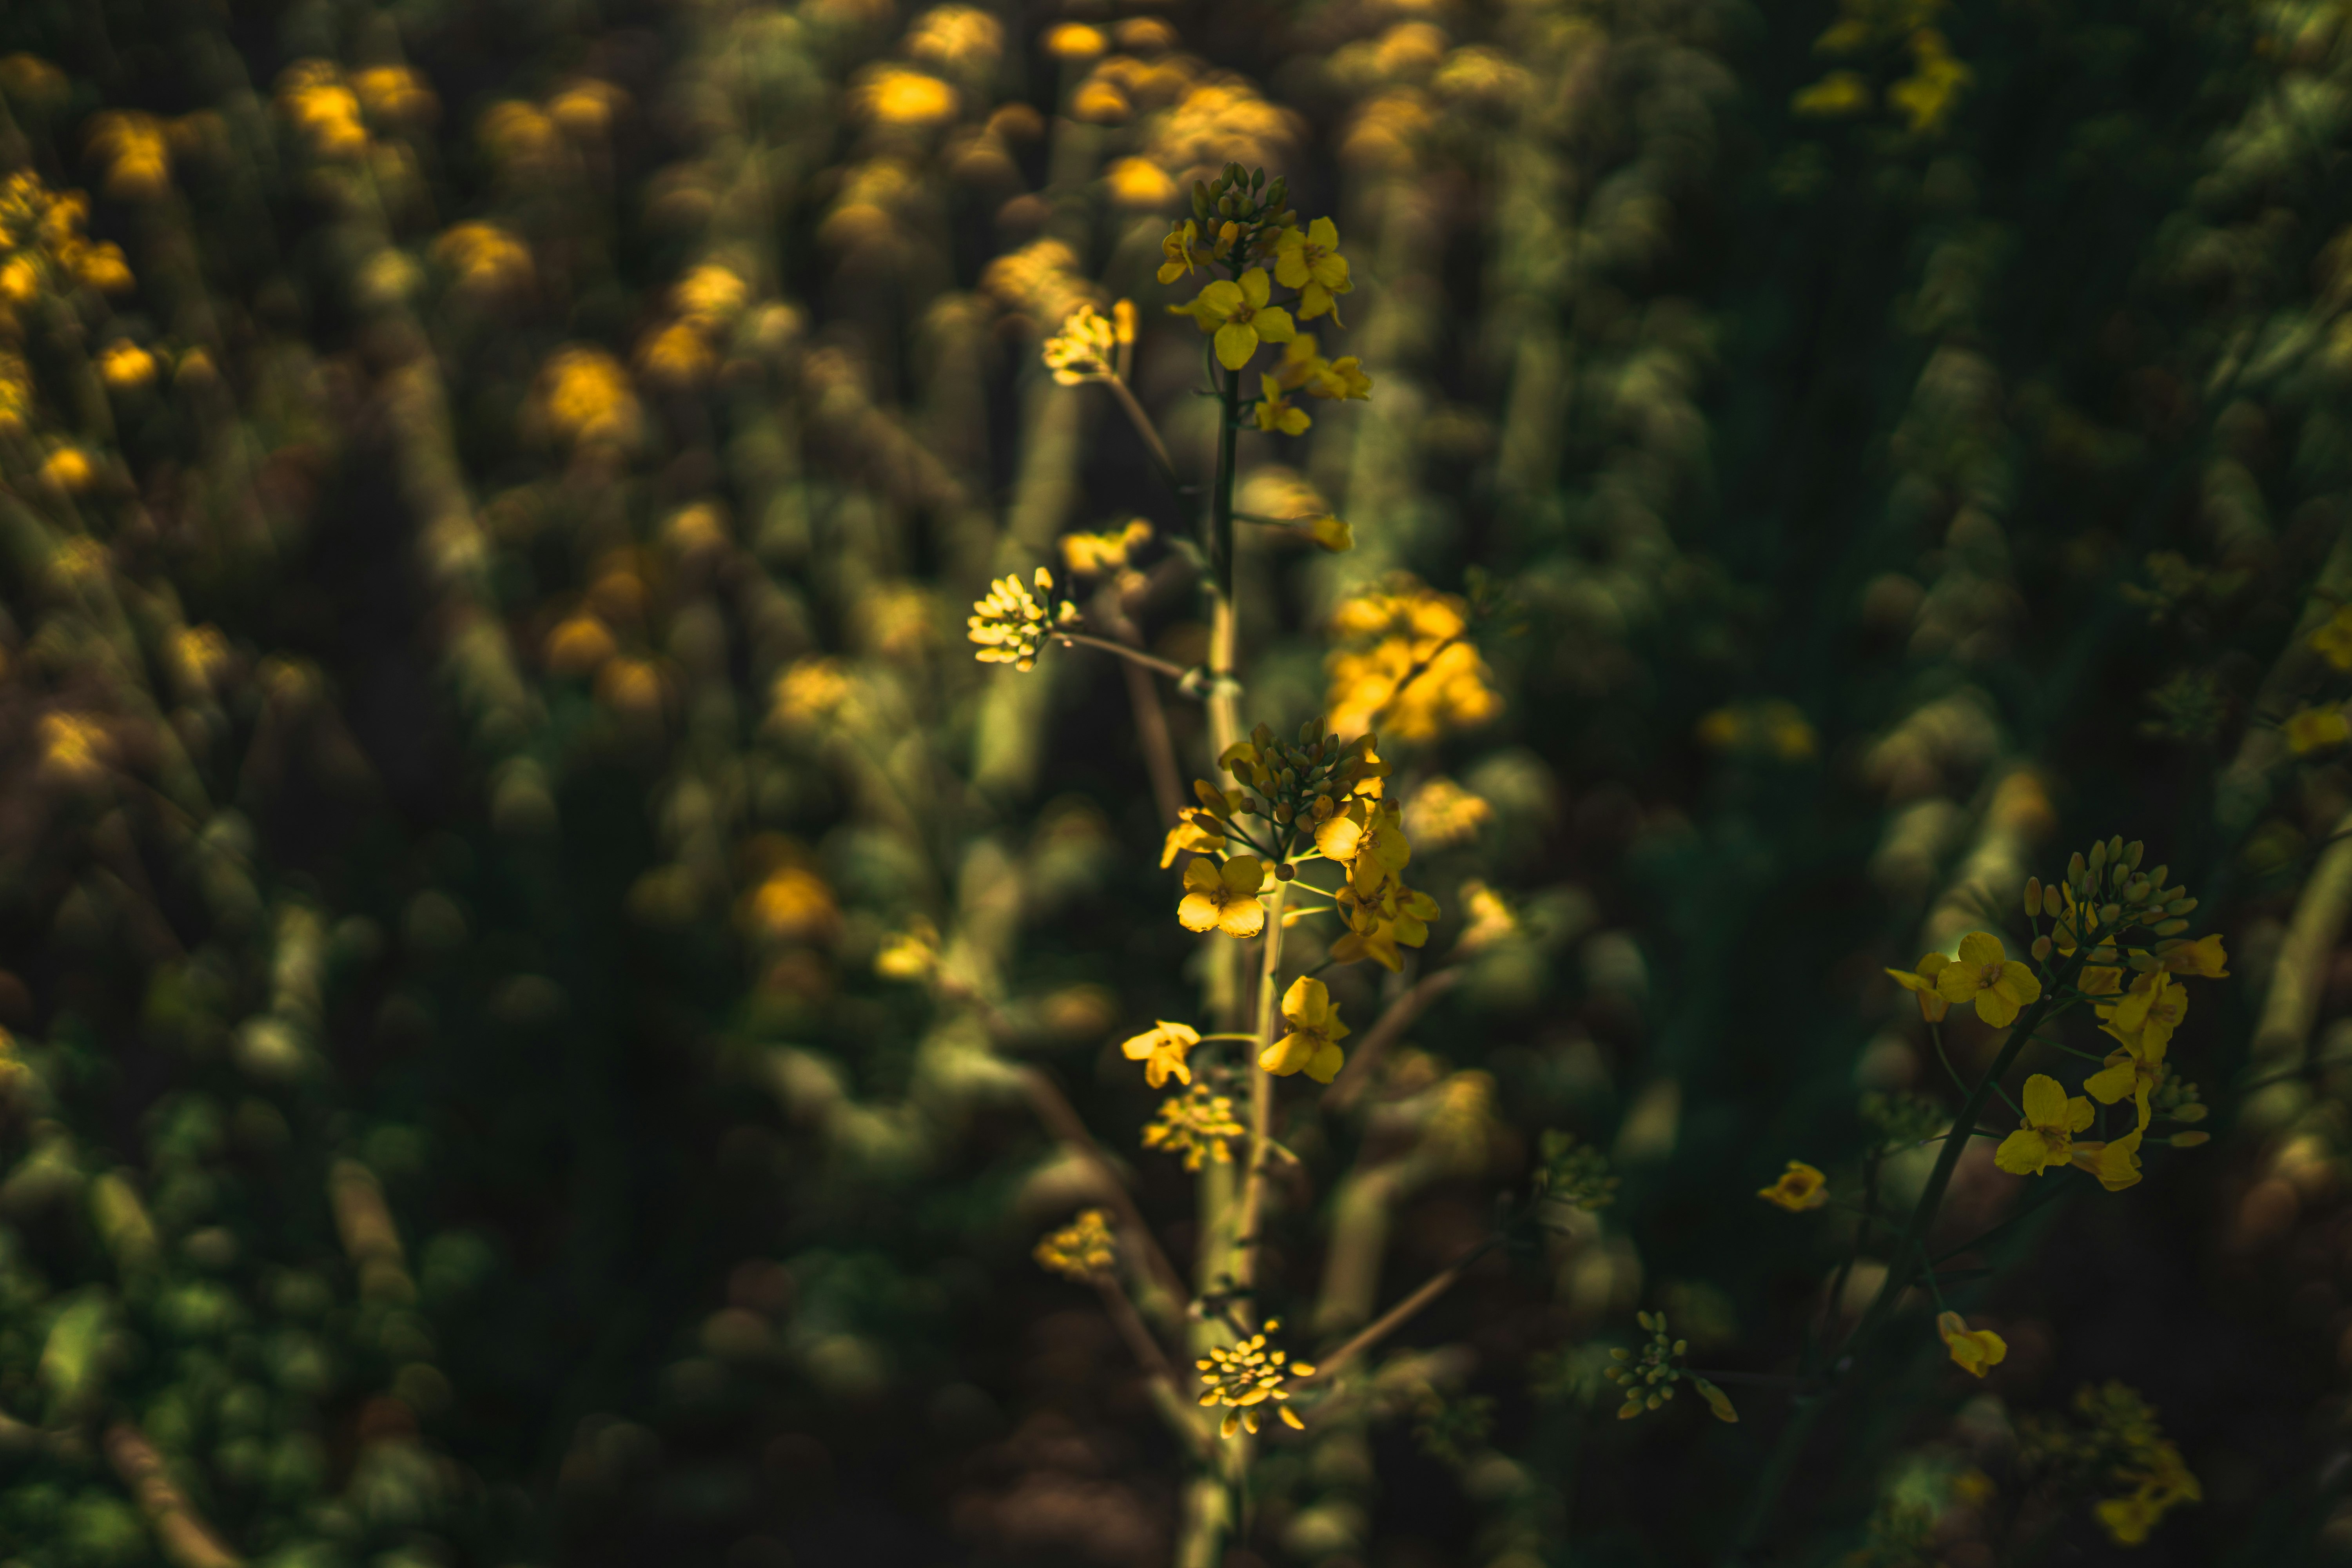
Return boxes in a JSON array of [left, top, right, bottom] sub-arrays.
[[0, 0, 2345, 1563]]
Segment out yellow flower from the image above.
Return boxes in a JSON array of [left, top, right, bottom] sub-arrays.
[[1309, 515, 1353, 553], [1937, 1311, 2007, 1377], [2078, 964, 2124, 996], [1060, 519, 1152, 577], [967, 568, 1063, 671], [1757, 1161, 1829, 1212], [1308, 354, 1373, 400], [1121, 1020, 1201, 1088], [1934, 931, 2043, 1027], [1157, 220, 1206, 284], [2312, 605, 2352, 670], [2093, 1449, 2200, 1545], [1034, 1209, 1116, 1282], [1273, 216, 1352, 322], [1143, 1083, 1245, 1170], [1261, 975, 1348, 1082], [874, 920, 939, 981], [2094, 972, 2186, 1088], [2069, 1125, 2145, 1192], [1253, 374, 1310, 435], [1886, 952, 1953, 1022], [854, 66, 959, 129], [1994, 1074, 2094, 1176], [1888, 32, 1971, 134], [1314, 798, 1412, 898], [1197, 1319, 1314, 1437], [1042, 303, 1118, 384], [2285, 705, 2350, 755], [96, 341, 156, 391], [1180, 855, 1266, 937], [2156, 932, 2228, 979], [1791, 70, 1871, 118], [1159, 809, 1229, 868], [1330, 879, 1438, 971], [1171, 267, 1295, 372]]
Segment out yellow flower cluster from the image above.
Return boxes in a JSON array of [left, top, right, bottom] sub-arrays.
[[965, 568, 1071, 671], [1041, 301, 1135, 385], [1161, 166, 1366, 385], [0, 173, 135, 314], [1791, 0, 1972, 134], [1325, 577, 1501, 742], [1033, 1209, 1117, 1283], [1142, 1082, 1245, 1170], [1606, 1311, 1737, 1423], [1196, 1319, 1313, 1437], [2018, 1382, 2200, 1547]]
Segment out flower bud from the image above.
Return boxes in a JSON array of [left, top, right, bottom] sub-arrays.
[[2024, 877, 2042, 917], [2152, 918, 2189, 936], [2031, 935, 2052, 961], [1274, 861, 1295, 880], [2043, 884, 2062, 917], [2068, 851, 2087, 886], [2168, 1131, 2210, 1148], [2127, 840, 2145, 869], [2171, 1102, 2207, 1122], [2089, 840, 2107, 874]]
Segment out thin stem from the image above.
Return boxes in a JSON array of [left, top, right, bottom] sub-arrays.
[[1094, 1277, 1211, 1462], [1204, 367, 1243, 765], [1812, 1148, 1879, 1376], [1295, 1233, 1504, 1385], [1100, 374, 1181, 493], [1321, 967, 1463, 1113], [1933, 1022, 2022, 1118], [1100, 585, 1185, 827], [1051, 631, 1194, 683], [1020, 1068, 1189, 1330], [1233, 878, 1291, 1295], [1927, 1166, 2080, 1267]]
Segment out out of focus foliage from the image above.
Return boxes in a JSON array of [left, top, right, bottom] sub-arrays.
[[0, 0, 2346, 1564]]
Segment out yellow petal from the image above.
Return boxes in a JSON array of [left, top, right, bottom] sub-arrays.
[[1973, 986, 2021, 1028], [1221, 856, 1266, 894], [2083, 1060, 2136, 1104], [2020, 1073, 2067, 1129], [2065, 1094, 2094, 1132], [1239, 268, 1270, 308], [1178, 893, 1223, 932], [1304, 1040, 1344, 1083], [1214, 321, 1257, 370], [1254, 306, 1296, 344], [1259, 1032, 1312, 1075], [1994, 1128, 2053, 1176], [1218, 899, 1266, 939], [1308, 216, 1338, 250], [1183, 858, 1221, 895], [1956, 930, 2005, 968], [1994, 961, 2042, 1005]]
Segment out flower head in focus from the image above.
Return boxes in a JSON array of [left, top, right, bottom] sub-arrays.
[[1121, 1020, 1201, 1088], [1994, 1074, 2093, 1176], [1179, 855, 1267, 937], [1273, 216, 1351, 321], [1934, 931, 2042, 1027], [1886, 952, 1953, 1022], [967, 568, 1069, 671], [1172, 267, 1294, 372], [1261, 975, 1348, 1082], [1938, 1311, 2007, 1377], [1253, 374, 1309, 435], [1198, 1319, 1313, 1436]]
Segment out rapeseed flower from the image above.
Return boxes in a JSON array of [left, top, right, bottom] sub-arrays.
[[1885, 952, 1953, 1022], [1757, 1161, 1829, 1211], [1198, 1321, 1314, 1437], [1157, 220, 1209, 283], [1042, 303, 1118, 384], [1261, 975, 1348, 1081], [2156, 933, 2228, 979], [1252, 375, 1309, 435], [2285, 705, 2349, 755], [2069, 1125, 2145, 1192], [1179, 855, 1266, 937], [2313, 605, 2352, 670], [1273, 216, 1351, 321], [1120, 1021, 1201, 1088], [967, 568, 1065, 671], [1994, 1074, 2093, 1176], [1034, 1210, 1116, 1282], [1938, 1311, 2007, 1377], [1172, 267, 1294, 371], [1935, 931, 2042, 1027], [1143, 1084, 1245, 1170]]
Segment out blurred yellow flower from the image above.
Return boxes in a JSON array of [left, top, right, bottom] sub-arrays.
[[2285, 705, 2348, 754], [95, 341, 155, 391], [1042, 303, 1118, 384], [1937, 1311, 2006, 1377], [1261, 976, 1348, 1082], [1179, 855, 1266, 937], [277, 62, 368, 159], [1108, 157, 1179, 209], [749, 867, 839, 944], [2156, 932, 2228, 979], [636, 319, 717, 389], [1934, 931, 2041, 1027], [1889, 33, 1971, 134], [352, 65, 439, 130], [874, 919, 939, 981], [39, 447, 94, 494], [856, 66, 959, 129], [1060, 519, 1151, 577], [1070, 80, 1131, 124], [772, 658, 856, 727], [1310, 515, 1353, 553], [1274, 216, 1352, 323], [85, 112, 171, 200], [1994, 1074, 2093, 1176], [544, 613, 617, 677], [1120, 1020, 1200, 1088], [1325, 578, 1499, 741], [1172, 268, 1295, 371], [1143, 1083, 1245, 1170], [1043, 22, 1109, 60], [539, 346, 640, 447], [432, 223, 534, 298], [906, 6, 1005, 72], [40, 712, 110, 783], [1402, 778, 1491, 849], [2312, 605, 2352, 670], [1034, 1209, 1116, 1282], [1757, 1161, 1829, 1211], [1791, 70, 1871, 118], [674, 263, 749, 327], [1886, 952, 1953, 1022]]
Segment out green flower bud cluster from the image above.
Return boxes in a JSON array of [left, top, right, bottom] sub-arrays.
[[1604, 1312, 1736, 1423], [1532, 1130, 1620, 1212]]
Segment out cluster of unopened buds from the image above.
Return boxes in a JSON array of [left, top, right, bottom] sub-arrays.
[[1606, 1311, 1737, 1423]]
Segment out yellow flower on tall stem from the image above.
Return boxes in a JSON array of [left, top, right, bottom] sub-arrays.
[[1934, 931, 2042, 1027], [1171, 267, 1295, 370], [1179, 856, 1267, 937], [1274, 216, 1351, 321], [1120, 1021, 1201, 1088], [1994, 1074, 2093, 1176], [1252, 374, 1309, 435], [1261, 976, 1348, 1082], [1937, 1311, 2007, 1376], [1885, 953, 1952, 1022]]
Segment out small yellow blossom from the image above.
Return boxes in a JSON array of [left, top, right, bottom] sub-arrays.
[[2078, 964, 2124, 996], [1791, 70, 1872, 118], [2285, 705, 2350, 754], [874, 919, 940, 981], [1934, 931, 2042, 1028], [2093, 1448, 2200, 1545], [748, 867, 838, 944], [854, 66, 959, 129], [1197, 1319, 1314, 1437], [1274, 216, 1352, 322], [1157, 220, 1209, 284], [1179, 855, 1267, 937], [2094, 971, 2185, 1071], [1159, 809, 1229, 868], [1889, 32, 1971, 134], [1042, 303, 1118, 384], [2069, 1125, 2145, 1192], [1937, 1311, 2007, 1377], [1402, 778, 1492, 850], [1325, 578, 1500, 741], [2156, 932, 2228, 979], [544, 613, 618, 677], [1994, 1074, 2094, 1176], [539, 345, 640, 447], [1143, 1083, 1245, 1171], [1757, 1161, 1829, 1211], [86, 112, 172, 200], [1261, 975, 1349, 1082], [95, 341, 156, 391], [1886, 952, 1953, 1022], [1171, 267, 1295, 372], [38, 447, 94, 494], [1043, 22, 1109, 60], [1060, 519, 1152, 577], [2312, 605, 2352, 670], [1253, 374, 1310, 435], [1309, 515, 1353, 553], [39, 712, 109, 784], [278, 62, 369, 159], [1034, 1209, 1116, 1282], [967, 568, 1065, 671], [1120, 1020, 1201, 1088], [1310, 354, 1374, 400]]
